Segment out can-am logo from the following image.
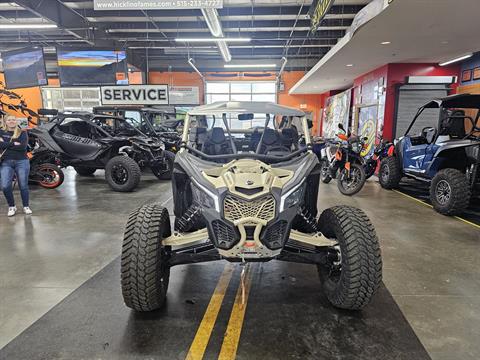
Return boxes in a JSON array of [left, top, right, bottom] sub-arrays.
[[101, 85, 169, 105]]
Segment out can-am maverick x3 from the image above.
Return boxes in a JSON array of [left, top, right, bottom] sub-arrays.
[[121, 102, 382, 311], [30, 110, 175, 192]]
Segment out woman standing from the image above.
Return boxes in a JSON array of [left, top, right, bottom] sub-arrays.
[[0, 115, 32, 217]]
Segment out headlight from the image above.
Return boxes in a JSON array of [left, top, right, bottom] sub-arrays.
[[191, 180, 220, 212], [351, 142, 362, 153], [279, 182, 305, 212]]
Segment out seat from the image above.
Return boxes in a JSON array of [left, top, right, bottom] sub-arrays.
[[202, 127, 233, 156], [249, 128, 262, 151], [258, 128, 288, 155], [281, 128, 299, 150], [439, 110, 466, 139]]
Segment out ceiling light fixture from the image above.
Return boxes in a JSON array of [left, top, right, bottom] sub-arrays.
[[0, 24, 57, 29], [175, 37, 251, 42], [439, 54, 473, 66], [224, 64, 277, 68], [346, 64, 353, 67], [381, 41, 391, 45]]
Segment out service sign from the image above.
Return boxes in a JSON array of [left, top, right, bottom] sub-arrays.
[[94, 0, 223, 10], [309, 0, 335, 33], [101, 85, 169, 105], [169, 86, 200, 105]]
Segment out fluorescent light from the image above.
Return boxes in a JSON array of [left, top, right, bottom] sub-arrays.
[[439, 54, 473, 66], [346, 64, 353, 67], [381, 41, 391, 45], [0, 24, 57, 29], [175, 37, 250, 42], [224, 64, 277, 68]]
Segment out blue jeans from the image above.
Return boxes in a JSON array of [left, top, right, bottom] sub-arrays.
[[0, 159, 30, 207]]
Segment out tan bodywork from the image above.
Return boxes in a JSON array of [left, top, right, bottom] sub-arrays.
[[163, 157, 336, 258]]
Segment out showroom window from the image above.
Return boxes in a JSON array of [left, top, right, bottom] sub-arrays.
[[205, 81, 277, 129], [41, 87, 101, 112]]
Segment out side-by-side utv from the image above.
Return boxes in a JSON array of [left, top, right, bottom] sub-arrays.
[[121, 102, 382, 311], [379, 94, 480, 215]]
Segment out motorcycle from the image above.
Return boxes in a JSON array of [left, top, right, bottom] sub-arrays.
[[319, 124, 368, 196], [27, 139, 65, 189]]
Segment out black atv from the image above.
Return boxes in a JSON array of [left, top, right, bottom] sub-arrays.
[[29, 110, 175, 192], [93, 106, 182, 153]]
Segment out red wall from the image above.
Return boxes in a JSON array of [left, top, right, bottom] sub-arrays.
[[352, 63, 460, 140]]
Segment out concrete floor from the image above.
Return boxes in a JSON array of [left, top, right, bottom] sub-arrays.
[[0, 168, 479, 359]]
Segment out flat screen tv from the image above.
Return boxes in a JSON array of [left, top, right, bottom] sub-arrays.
[[57, 49, 128, 86], [2, 47, 48, 89]]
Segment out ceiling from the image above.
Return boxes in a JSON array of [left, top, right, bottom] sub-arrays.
[[290, 0, 480, 94], [0, 0, 372, 72]]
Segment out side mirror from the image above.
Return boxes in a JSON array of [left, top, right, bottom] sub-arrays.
[[338, 123, 345, 131]]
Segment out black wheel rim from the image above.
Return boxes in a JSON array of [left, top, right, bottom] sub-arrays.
[[112, 164, 128, 184], [381, 164, 389, 183], [341, 167, 362, 190], [321, 162, 329, 180], [323, 245, 342, 284], [436, 179, 451, 205]]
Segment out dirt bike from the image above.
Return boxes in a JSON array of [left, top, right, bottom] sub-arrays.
[[320, 124, 368, 196]]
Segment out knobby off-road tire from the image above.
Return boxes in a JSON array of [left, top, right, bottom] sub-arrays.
[[320, 160, 332, 184], [121, 204, 172, 311], [105, 156, 141, 192], [337, 163, 366, 196], [379, 157, 401, 189], [317, 206, 382, 310], [430, 168, 471, 216], [74, 167, 97, 176], [152, 150, 175, 180]]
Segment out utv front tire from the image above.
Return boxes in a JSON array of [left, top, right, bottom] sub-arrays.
[[121, 204, 172, 311], [430, 169, 470, 216], [74, 167, 96, 176], [379, 157, 401, 189], [317, 206, 382, 310], [105, 156, 141, 192]]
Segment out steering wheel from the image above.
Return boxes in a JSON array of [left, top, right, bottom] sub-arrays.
[[421, 127, 436, 143]]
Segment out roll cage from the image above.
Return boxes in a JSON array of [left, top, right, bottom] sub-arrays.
[[404, 93, 480, 140], [180, 101, 311, 164]]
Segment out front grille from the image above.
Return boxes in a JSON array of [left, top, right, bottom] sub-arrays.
[[262, 220, 289, 249], [211, 220, 238, 249], [223, 194, 275, 223]]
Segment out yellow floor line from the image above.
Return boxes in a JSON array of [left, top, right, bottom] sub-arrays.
[[393, 190, 480, 230], [453, 216, 480, 230], [185, 264, 235, 360], [392, 190, 433, 208], [218, 266, 254, 360]]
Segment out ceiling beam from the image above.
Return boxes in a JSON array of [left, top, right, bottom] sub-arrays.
[[13, 0, 113, 47]]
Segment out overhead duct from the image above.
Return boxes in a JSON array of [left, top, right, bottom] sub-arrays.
[[216, 40, 232, 62], [201, 8, 231, 63], [201, 8, 223, 38]]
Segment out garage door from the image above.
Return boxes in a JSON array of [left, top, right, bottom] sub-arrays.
[[394, 84, 449, 138]]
